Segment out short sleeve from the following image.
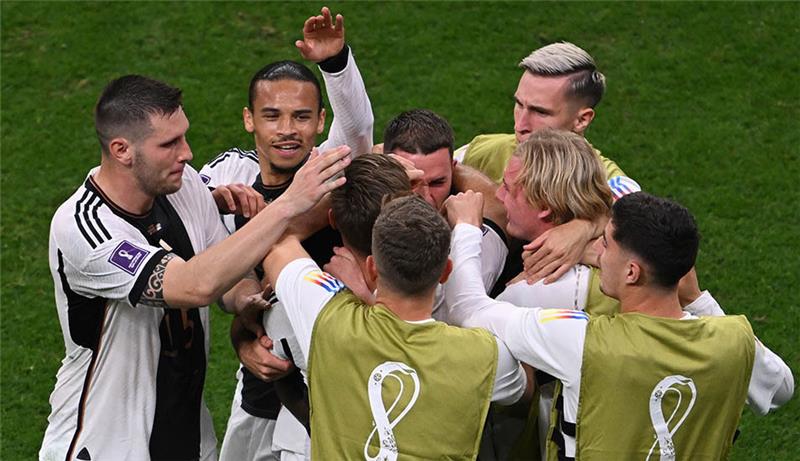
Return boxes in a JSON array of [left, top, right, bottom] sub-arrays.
[[275, 258, 344, 365], [53, 213, 167, 308], [262, 298, 307, 371]]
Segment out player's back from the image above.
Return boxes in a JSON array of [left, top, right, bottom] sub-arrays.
[[308, 291, 498, 460]]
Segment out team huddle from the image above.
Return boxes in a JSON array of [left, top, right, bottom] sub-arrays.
[[40, 6, 793, 461]]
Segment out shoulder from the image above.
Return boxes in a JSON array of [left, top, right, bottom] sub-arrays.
[[468, 133, 517, 152], [589, 145, 627, 180], [198, 147, 259, 185], [51, 181, 131, 255]]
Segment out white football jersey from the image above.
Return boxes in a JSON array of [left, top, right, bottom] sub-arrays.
[[40, 165, 226, 461]]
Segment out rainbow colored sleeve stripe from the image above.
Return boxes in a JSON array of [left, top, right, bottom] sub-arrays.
[[608, 175, 642, 201], [303, 270, 344, 294], [537, 309, 590, 324]]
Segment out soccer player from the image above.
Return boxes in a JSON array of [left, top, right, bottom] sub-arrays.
[[455, 42, 629, 284], [197, 7, 373, 461], [491, 129, 633, 316], [381, 109, 510, 319], [39, 75, 350, 461], [450, 128, 627, 460], [262, 194, 528, 459], [444, 191, 794, 460], [261, 153, 419, 459]]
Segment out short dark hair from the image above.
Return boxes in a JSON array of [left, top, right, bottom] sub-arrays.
[[372, 195, 451, 296], [383, 109, 454, 157], [95, 75, 183, 154], [331, 154, 412, 256], [248, 60, 323, 112], [611, 192, 699, 288]]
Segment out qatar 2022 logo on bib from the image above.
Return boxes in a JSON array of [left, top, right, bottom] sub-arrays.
[[364, 362, 420, 461], [646, 375, 697, 461]]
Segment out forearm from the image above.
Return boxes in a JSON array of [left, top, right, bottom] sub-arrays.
[[320, 47, 374, 155], [445, 223, 515, 334], [219, 273, 262, 314], [164, 198, 295, 308]]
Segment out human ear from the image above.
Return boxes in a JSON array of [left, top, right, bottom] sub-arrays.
[[243, 107, 255, 133], [108, 138, 133, 166], [573, 107, 595, 135]]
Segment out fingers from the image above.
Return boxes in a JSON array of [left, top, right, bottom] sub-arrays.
[[302, 15, 316, 34], [242, 338, 295, 381], [321, 6, 332, 26], [332, 245, 356, 261], [215, 184, 266, 218], [507, 271, 527, 286], [335, 13, 344, 32], [316, 145, 351, 172], [213, 186, 236, 213], [523, 236, 545, 252], [263, 355, 295, 381], [387, 153, 424, 184], [543, 263, 572, 285]]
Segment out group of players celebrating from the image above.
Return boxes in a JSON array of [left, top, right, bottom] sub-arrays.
[[40, 6, 793, 461]]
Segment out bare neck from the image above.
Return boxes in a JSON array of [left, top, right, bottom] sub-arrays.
[[258, 156, 294, 187], [618, 285, 684, 319], [93, 162, 155, 215], [374, 283, 435, 322]]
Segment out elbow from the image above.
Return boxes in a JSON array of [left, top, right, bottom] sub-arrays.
[[182, 280, 222, 308]]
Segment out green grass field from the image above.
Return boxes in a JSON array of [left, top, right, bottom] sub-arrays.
[[2, 1, 798, 459]]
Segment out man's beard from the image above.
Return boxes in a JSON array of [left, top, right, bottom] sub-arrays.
[[132, 151, 180, 197], [269, 151, 311, 176]]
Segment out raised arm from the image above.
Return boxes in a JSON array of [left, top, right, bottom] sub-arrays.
[[299, 7, 373, 156], [452, 163, 508, 239]]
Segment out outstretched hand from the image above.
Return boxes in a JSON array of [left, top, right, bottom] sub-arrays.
[[278, 145, 351, 217], [295, 6, 345, 63]]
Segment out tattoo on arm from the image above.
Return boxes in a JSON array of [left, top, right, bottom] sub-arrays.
[[140, 253, 176, 308]]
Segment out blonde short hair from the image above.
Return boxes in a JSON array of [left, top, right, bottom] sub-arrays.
[[512, 129, 612, 225]]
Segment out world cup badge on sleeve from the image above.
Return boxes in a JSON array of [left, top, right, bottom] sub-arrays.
[[108, 240, 151, 275]]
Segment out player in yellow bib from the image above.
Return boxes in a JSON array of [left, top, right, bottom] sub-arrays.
[[262, 164, 529, 458], [455, 42, 636, 286], [444, 192, 793, 460]]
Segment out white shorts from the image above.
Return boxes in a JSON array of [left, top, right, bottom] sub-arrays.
[[219, 375, 278, 461]]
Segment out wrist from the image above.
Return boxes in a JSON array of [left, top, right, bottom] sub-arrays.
[[456, 217, 481, 228], [317, 43, 349, 71]]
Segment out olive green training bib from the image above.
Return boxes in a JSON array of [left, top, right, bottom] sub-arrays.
[[547, 313, 754, 461], [308, 291, 499, 460]]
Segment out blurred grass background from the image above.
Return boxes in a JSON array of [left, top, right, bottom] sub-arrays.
[[2, 1, 798, 459]]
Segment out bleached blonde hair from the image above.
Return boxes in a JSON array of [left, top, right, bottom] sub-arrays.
[[512, 129, 612, 225], [519, 42, 606, 108]]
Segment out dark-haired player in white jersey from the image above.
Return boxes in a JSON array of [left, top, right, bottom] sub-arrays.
[[198, 7, 373, 461], [39, 74, 350, 461]]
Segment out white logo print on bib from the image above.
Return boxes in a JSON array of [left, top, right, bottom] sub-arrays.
[[364, 362, 420, 461], [646, 375, 697, 461]]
